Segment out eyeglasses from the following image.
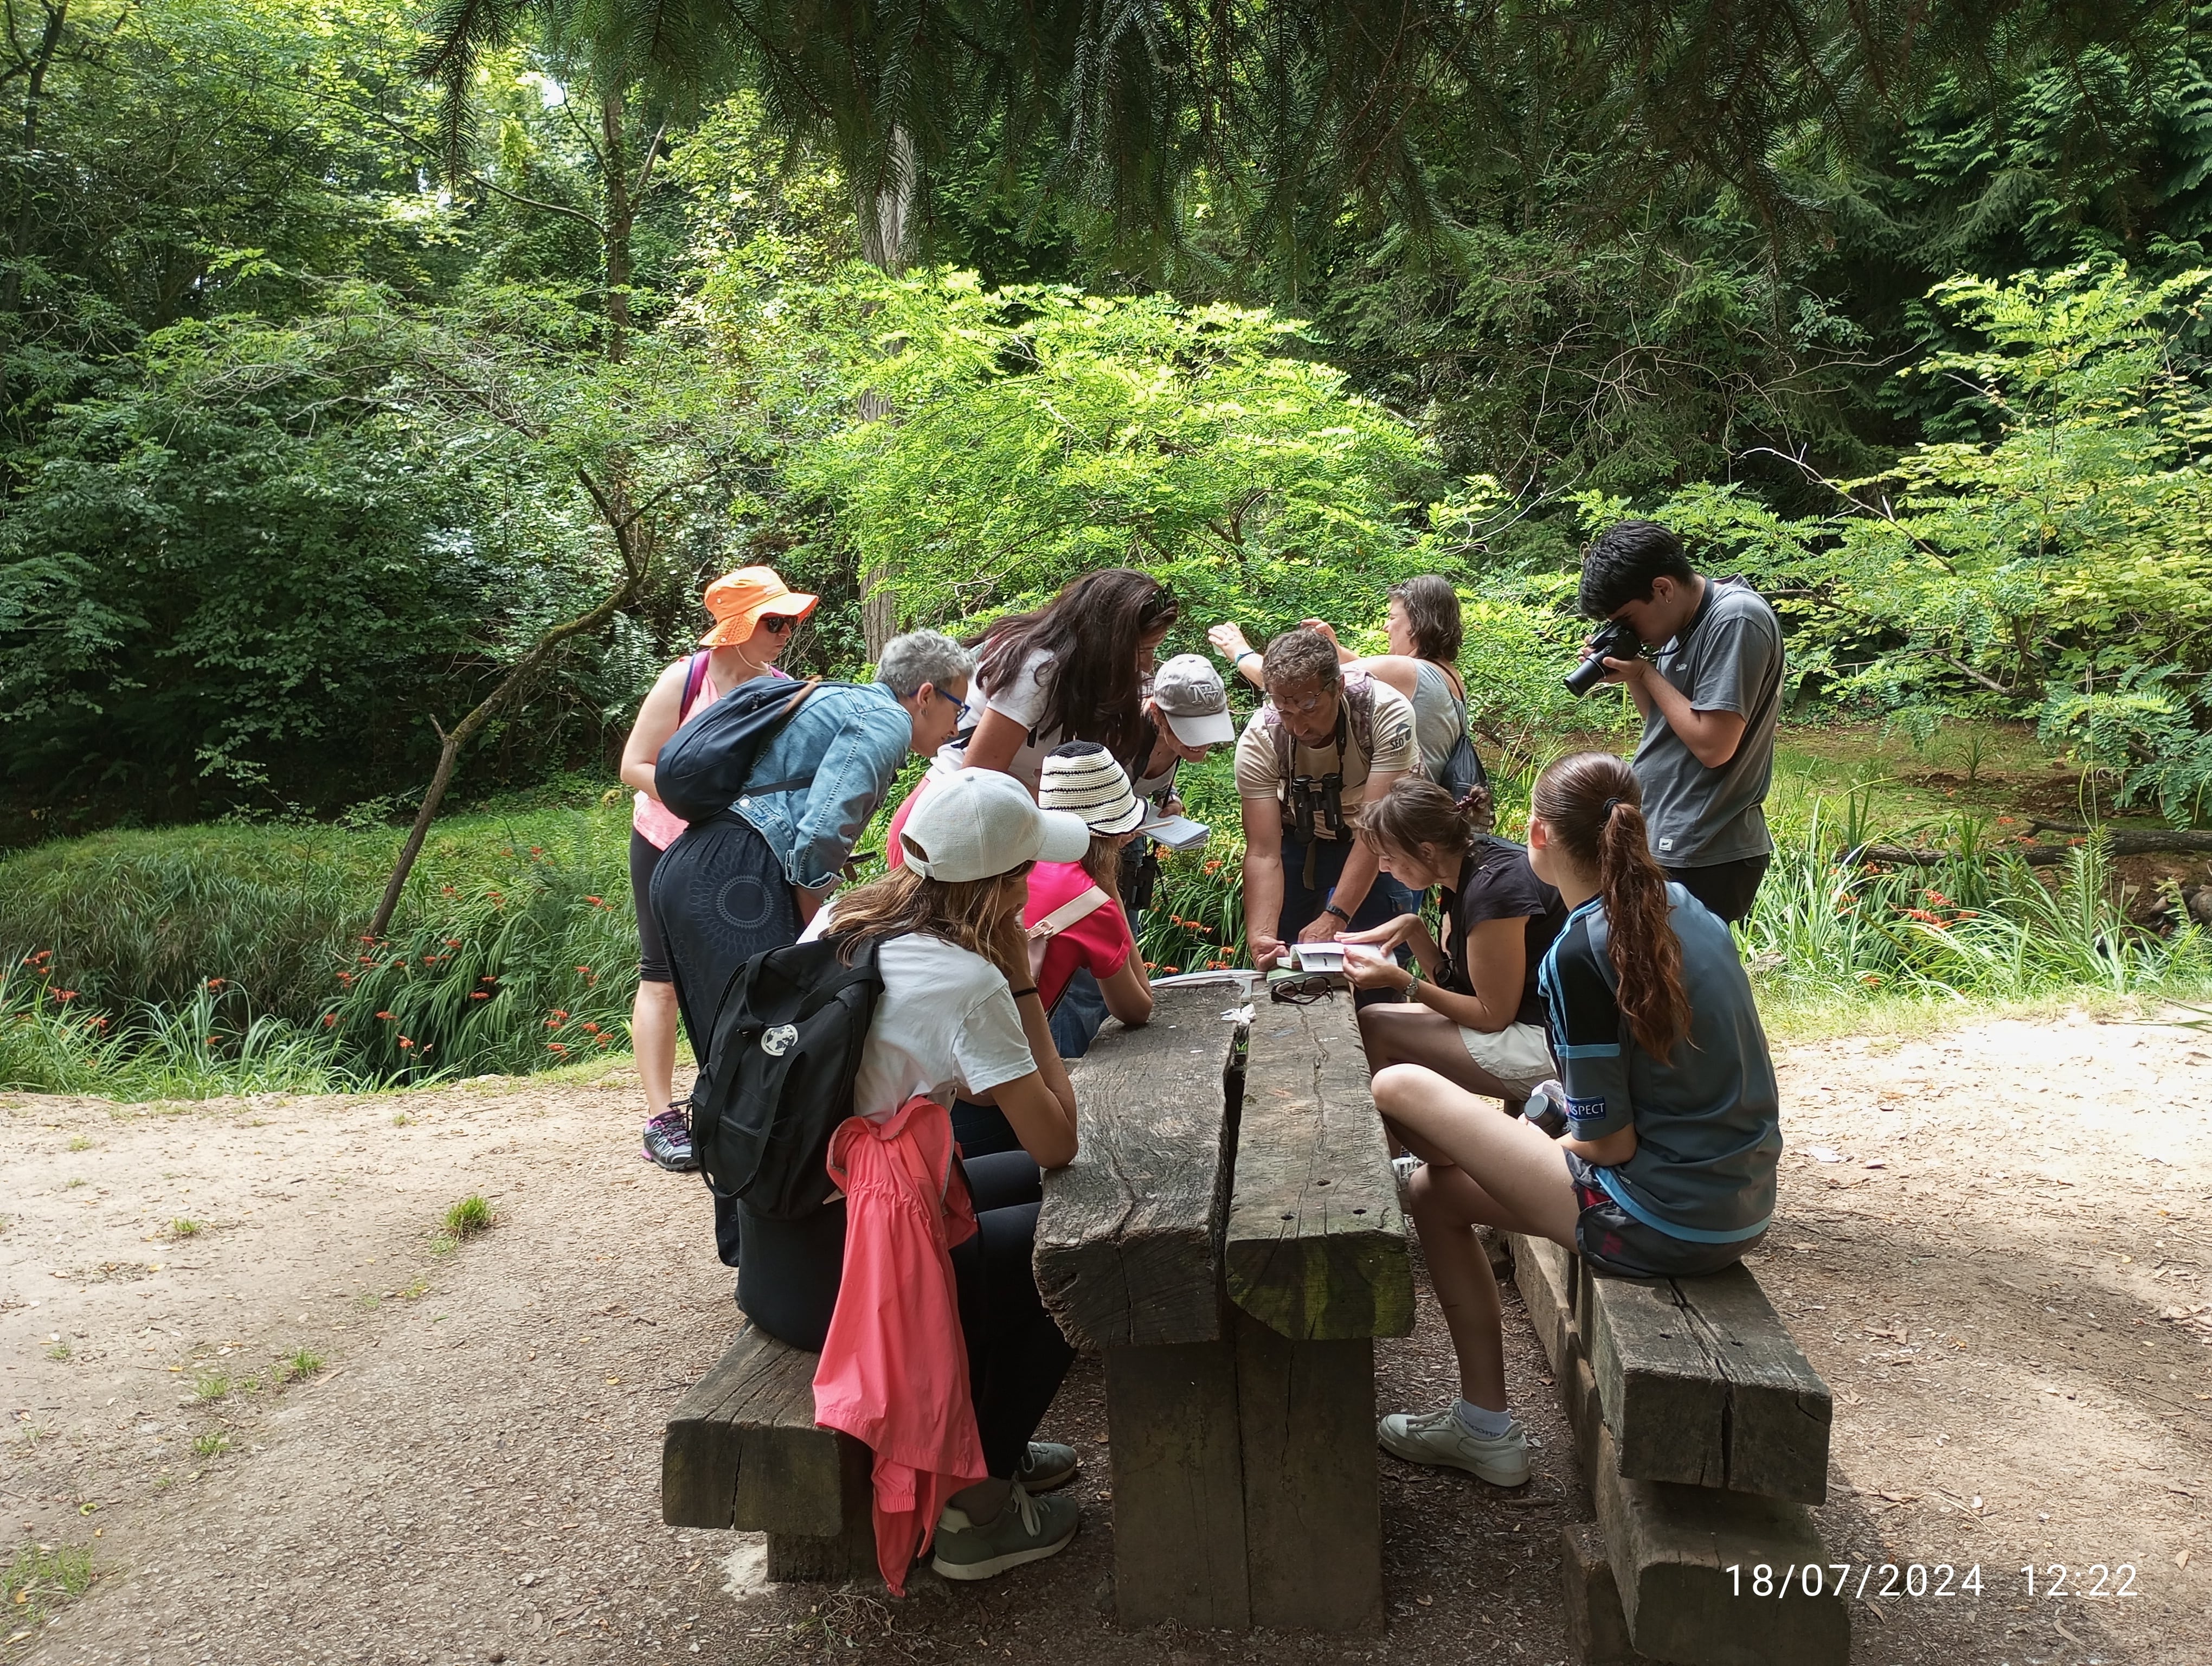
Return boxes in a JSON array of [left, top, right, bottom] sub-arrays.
[[757, 613, 799, 635]]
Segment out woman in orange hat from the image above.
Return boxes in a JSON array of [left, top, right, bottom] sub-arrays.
[[620, 566, 817, 1172]]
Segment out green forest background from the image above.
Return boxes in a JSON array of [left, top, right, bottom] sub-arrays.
[[9, 0, 2212, 1092]]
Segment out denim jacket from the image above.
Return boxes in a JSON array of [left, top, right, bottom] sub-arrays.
[[733, 681, 912, 892]]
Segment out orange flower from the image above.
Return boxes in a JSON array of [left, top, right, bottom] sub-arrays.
[[53, 989, 77, 1002], [584, 895, 606, 907], [323, 1014, 337, 1027], [376, 1010, 394, 1021], [575, 966, 592, 976], [582, 1022, 601, 1035], [398, 1037, 415, 1049], [470, 992, 490, 1001], [205, 977, 227, 989], [547, 1041, 568, 1053]]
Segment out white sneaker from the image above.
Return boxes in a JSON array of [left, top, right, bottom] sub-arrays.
[[1391, 1154, 1422, 1190], [1377, 1406, 1529, 1486]]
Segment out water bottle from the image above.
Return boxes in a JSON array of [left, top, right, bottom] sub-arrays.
[[1522, 1078, 1569, 1139]]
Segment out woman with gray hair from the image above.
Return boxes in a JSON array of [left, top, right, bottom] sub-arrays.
[[639, 628, 974, 1182]]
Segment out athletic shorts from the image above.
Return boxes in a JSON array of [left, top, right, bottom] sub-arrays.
[[1564, 1151, 1764, 1280], [631, 830, 673, 984]]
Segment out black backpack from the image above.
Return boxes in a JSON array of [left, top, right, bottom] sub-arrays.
[[690, 934, 883, 1221], [653, 674, 822, 825]]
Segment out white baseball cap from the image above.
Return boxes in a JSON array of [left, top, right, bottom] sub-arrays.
[[899, 768, 1091, 881], [1149, 653, 1236, 746]]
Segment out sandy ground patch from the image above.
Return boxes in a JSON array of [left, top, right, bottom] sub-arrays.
[[3, 1008, 2208, 1665]]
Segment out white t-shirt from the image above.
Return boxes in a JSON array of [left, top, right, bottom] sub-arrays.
[[800, 907, 1036, 1122], [933, 648, 1060, 792]]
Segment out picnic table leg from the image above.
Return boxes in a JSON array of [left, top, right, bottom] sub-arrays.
[[1232, 1308, 1385, 1631], [1102, 1339, 1252, 1628], [764, 1432, 877, 1583]]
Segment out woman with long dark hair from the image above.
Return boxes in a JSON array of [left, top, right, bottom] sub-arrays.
[[884, 567, 1179, 864], [953, 567, 1181, 787], [1366, 752, 1781, 1486]]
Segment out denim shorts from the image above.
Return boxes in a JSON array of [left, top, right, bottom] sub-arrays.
[[1564, 1151, 1765, 1280]]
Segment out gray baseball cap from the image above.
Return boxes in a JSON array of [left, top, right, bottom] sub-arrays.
[[1149, 653, 1236, 746]]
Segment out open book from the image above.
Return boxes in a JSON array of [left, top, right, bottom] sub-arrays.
[[1136, 812, 1210, 851]]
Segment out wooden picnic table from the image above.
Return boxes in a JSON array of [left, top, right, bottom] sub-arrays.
[[1034, 983, 1410, 1631]]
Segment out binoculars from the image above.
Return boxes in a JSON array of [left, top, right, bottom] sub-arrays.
[[1288, 772, 1346, 844], [1563, 619, 1645, 697]]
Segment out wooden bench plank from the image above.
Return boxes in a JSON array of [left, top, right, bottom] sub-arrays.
[[1035, 986, 1244, 1351], [1225, 995, 1413, 1342], [663, 1325, 857, 1542], [1575, 1255, 1832, 1504], [1509, 1235, 1847, 1665], [1591, 1417, 1847, 1666]]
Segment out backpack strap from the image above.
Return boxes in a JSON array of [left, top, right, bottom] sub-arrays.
[[1341, 672, 1375, 764], [679, 651, 711, 722], [1026, 884, 1111, 983], [1027, 885, 1111, 941]]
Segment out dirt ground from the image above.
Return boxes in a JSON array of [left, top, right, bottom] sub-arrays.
[[4, 1007, 2209, 1666]]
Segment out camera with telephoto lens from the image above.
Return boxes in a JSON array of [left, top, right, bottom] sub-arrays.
[[1288, 772, 1345, 844], [1563, 618, 1646, 697]]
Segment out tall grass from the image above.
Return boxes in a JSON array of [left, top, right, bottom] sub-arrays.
[[2, 799, 639, 1094]]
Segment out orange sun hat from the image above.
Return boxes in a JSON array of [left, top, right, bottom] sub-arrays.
[[699, 566, 819, 646]]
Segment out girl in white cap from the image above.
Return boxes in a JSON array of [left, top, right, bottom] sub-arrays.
[[745, 768, 1095, 1580]]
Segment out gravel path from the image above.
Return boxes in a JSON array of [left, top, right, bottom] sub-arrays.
[[4, 1008, 2208, 1665]]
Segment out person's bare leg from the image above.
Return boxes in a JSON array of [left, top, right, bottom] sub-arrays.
[[1408, 1163, 1521, 1408], [632, 979, 679, 1116], [1374, 1063, 1579, 1239]]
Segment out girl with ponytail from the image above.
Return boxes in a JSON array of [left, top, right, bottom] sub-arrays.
[[1368, 752, 1782, 1490]]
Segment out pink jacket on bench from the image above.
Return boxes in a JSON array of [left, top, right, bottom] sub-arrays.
[[811, 1096, 986, 1593]]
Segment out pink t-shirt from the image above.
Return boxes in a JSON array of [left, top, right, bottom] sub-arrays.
[[1023, 861, 1134, 1011]]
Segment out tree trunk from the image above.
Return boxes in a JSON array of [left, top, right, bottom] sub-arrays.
[[2, 0, 69, 319], [368, 470, 653, 937], [856, 126, 916, 657], [600, 88, 632, 364]]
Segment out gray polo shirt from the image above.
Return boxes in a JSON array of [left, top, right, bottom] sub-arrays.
[[1538, 887, 1780, 1241], [1632, 578, 1782, 868]]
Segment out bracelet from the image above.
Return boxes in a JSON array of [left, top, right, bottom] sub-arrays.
[[1009, 986, 1040, 1002], [1237, 649, 1261, 666], [1322, 902, 1351, 922]]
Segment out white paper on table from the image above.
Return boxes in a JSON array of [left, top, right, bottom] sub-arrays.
[[1137, 813, 1211, 850]]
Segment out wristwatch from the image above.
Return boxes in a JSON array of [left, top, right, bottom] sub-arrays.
[[1322, 902, 1351, 923]]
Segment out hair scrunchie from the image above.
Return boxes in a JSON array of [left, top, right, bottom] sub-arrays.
[[1601, 796, 1625, 816]]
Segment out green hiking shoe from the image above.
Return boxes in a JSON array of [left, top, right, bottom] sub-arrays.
[[1016, 1440, 1079, 1491], [929, 1482, 1080, 1581]]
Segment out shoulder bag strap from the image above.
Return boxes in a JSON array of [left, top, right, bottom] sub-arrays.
[[679, 651, 711, 722]]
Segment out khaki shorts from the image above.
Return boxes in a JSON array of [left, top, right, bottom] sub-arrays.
[[1457, 1020, 1555, 1095]]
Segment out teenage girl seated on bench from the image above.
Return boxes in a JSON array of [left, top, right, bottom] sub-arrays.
[[746, 770, 1095, 1580], [1365, 752, 1781, 1486]]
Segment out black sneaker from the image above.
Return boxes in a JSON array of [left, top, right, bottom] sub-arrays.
[[642, 1106, 699, 1172]]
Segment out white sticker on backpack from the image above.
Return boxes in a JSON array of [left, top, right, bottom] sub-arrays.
[[761, 1024, 799, 1058]]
